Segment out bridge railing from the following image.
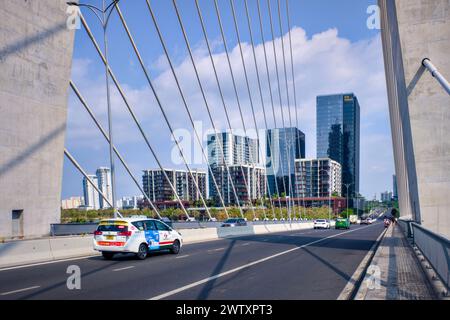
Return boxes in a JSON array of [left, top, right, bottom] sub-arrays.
[[397, 219, 413, 238], [405, 222, 450, 292]]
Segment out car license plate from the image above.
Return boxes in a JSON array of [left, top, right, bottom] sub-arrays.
[[106, 235, 114, 240]]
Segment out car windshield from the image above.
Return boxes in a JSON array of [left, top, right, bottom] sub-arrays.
[[316, 219, 326, 222], [97, 224, 128, 232], [225, 219, 238, 223]]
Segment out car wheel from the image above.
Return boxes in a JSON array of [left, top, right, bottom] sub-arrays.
[[170, 240, 181, 254], [136, 243, 148, 260], [102, 252, 114, 260]]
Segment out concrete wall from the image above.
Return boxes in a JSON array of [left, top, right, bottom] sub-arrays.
[[0, 222, 316, 268], [379, 0, 450, 237], [0, 1, 76, 238]]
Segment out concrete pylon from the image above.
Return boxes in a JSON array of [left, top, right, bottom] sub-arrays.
[[0, 1, 76, 238], [379, 0, 450, 237]]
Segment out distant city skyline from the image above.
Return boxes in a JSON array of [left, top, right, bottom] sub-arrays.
[[69, 120, 393, 205]]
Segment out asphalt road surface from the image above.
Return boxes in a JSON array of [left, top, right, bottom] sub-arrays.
[[0, 222, 384, 300]]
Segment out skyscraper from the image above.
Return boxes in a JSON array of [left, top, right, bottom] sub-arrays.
[[266, 128, 305, 197], [317, 93, 360, 203], [207, 132, 260, 204], [96, 167, 112, 209], [82, 175, 100, 210]]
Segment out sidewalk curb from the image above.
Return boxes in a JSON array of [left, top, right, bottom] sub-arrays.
[[337, 225, 388, 300]]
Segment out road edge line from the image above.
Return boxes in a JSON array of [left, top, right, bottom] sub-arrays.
[[337, 225, 387, 300]]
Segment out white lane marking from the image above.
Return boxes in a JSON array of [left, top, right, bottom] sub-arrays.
[[241, 243, 250, 246], [149, 224, 377, 300], [112, 266, 135, 272], [207, 247, 225, 252], [175, 254, 190, 259], [0, 254, 100, 272], [1, 285, 41, 296]]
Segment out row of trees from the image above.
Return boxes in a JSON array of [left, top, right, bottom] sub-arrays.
[[61, 206, 343, 223]]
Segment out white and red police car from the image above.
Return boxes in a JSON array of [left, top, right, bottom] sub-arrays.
[[93, 216, 183, 260]]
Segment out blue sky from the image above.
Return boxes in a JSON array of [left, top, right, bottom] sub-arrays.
[[63, 0, 393, 201]]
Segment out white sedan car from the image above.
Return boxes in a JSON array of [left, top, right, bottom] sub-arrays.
[[313, 219, 331, 229]]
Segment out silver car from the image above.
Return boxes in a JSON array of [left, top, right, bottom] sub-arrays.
[[221, 218, 247, 227]]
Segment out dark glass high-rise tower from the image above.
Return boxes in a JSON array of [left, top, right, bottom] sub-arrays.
[[266, 128, 305, 197], [317, 93, 360, 202]]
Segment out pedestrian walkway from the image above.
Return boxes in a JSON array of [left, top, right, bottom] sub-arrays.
[[355, 224, 435, 300]]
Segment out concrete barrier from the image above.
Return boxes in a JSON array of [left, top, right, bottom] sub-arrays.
[[49, 236, 96, 260], [0, 222, 316, 268], [0, 238, 53, 267], [253, 222, 314, 234], [177, 228, 219, 244], [0, 236, 97, 268]]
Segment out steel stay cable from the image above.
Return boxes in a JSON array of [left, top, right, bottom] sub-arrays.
[[171, 1, 250, 219], [144, 0, 229, 219], [64, 148, 122, 217], [115, 3, 211, 220], [69, 80, 163, 219], [276, 0, 296, 218], [242, 0, 285, 219], [79, 13, 191, 219], [195, 0, 262, 218], [211, 0, 266, 220], [255, 0, 289, 218], [227, 0, 276, 220], [227, 0, 275, 220], [286, 0, 305, 219], [267, 0, 295, 218]]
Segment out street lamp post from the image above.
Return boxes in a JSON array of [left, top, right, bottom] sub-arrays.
[[355, 193, 363, 217], [318, 168, 332, 224], [67, 0, 120, 218], [343, 183, 354, 219]]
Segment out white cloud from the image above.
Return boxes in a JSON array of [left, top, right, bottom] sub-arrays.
[[64, 26, 393, 199]]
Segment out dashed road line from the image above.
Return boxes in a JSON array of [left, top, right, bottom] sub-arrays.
[[207, 247, 226, 253], [175, 254, 191, 259], [1, 286, 41, 296], [112, 266, 135, 272]]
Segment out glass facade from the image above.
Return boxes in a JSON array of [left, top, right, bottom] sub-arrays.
[[316, 93, 360, 201], [266, 128, 305, 197]]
